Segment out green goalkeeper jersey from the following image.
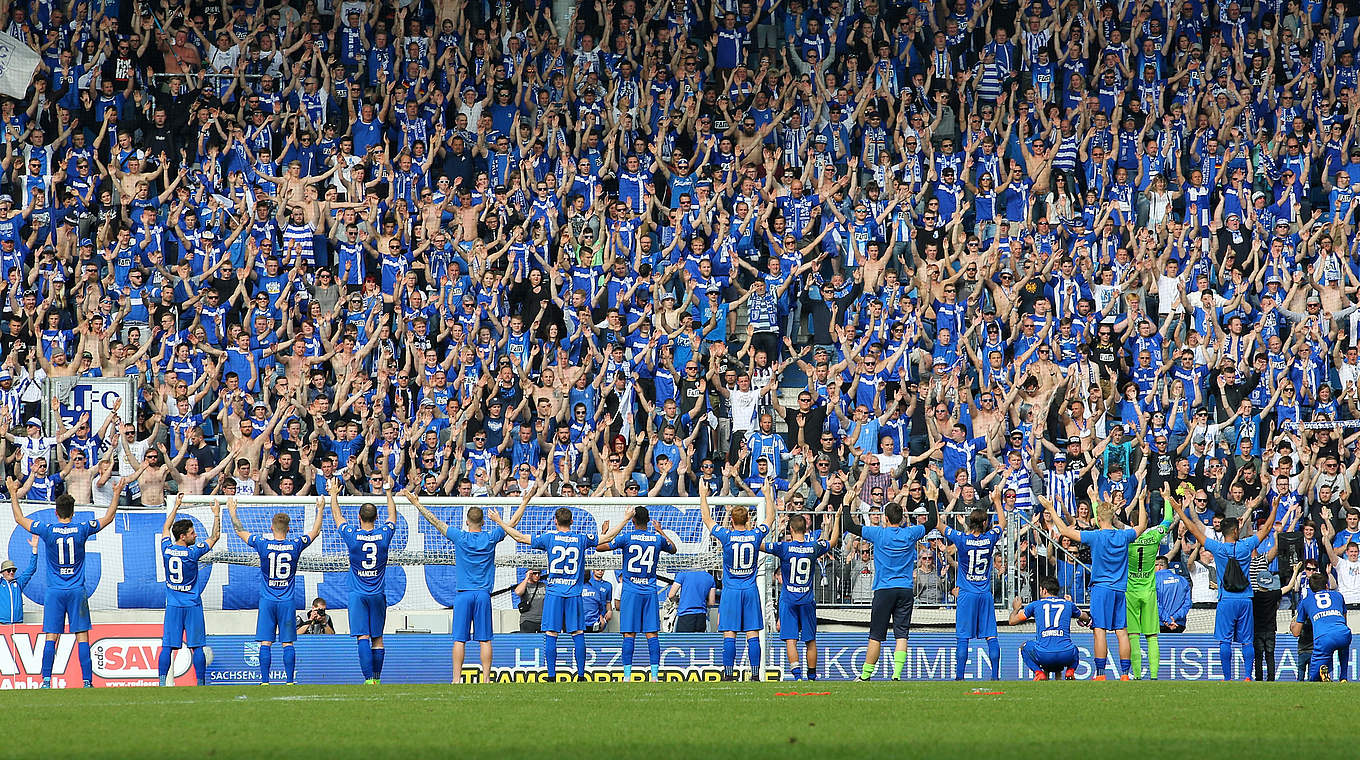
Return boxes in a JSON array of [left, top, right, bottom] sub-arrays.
[[1126, 522, 1171, 594]]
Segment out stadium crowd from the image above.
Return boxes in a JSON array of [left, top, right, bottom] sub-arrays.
[[3, 0, 1360, 663]]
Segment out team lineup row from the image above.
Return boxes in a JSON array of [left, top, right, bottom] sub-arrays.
[[6, 479, 1352, 686]]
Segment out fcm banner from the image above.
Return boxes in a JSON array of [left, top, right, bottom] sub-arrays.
[[45, 377, 136, 435]]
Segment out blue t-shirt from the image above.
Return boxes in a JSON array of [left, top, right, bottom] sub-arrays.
[[581, 576, 612, 626], [247, 534, 312, 602], [531, 530, 598, 597], [674, 570, 715, 615], [944, 526, 1003, 596], [712, 525, 770, 590], [1080, 528, 1137, 590], [160, 536, 210, 607], [31, 518, 101, 591], [1203, 536, 1261, 601], [339, 521, 396, 595], [611, 528, 675, 592], [860, 524, 928, 590], [445, 524, 507, 592], [1024, 597, 1078, 651], [1296, 589, 1350, 639], [764, 537, 832, 605]]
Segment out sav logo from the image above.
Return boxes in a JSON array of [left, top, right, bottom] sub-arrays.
[[244, 641, 260, 667], [91, 638, 190, 679]]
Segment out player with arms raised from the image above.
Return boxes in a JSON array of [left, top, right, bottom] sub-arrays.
[[158, 495, 221, 686], [497, 504, 598, 681], [418, 485, 534, 683], [1290, 573, 1353, 681], [1125, 487, 1175, 679], [943, 492, 1007, 681], [10, 477, 126, 688], [596, 505, 677, 681], [700, 480, 771, 681], [840, 490, 937, 681], [763, 497, 840, 681], [1042, 489, 1147, 679], [1008, 577, 1091, 680], [230, 497, 323, 685], [331, 484, 397, 684], [1170, 491, 1272, 680]]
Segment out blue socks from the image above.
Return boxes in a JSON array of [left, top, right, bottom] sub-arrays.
[[791, 666, 803, 681], [747, 638, 761, 676], [987, 639, 1001, 680], [77, 642, 92, 684], [622, 636, 636, 680], [573, 633, 586, 677], [372, 647, 384, 678], [283, 646, 296, 683], [41, 640, 55, 680], [191, 648, 207, 685], [955, 638, 970, 680], [545, 635, 558, 680], [1119, 659, 1131, 678], [358, 638, 374, 680], [1094, 657, 1106, 676], [259, 644, 272, 684], [1240, 645, 1254, 680], [647, 637, 660, 669], [723, 638, 736, 671], [1218, 644, 1234, 680], [158, 647, 173, 683]]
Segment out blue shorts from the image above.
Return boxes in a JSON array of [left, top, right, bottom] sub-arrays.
[[1214, 597, 1253, 644], [1310, 630, 1353, 680], [452, 590, 493, 642], [956, 591, 997, 639], [1089, 587, 1126, 631], [43, 588, 91, 634], [542, 595, 583, 633], [348, 592, 387, 638], [778, 598, 817, 642], [1022, 641, 1078, 672], [718, 586, 763, 632], [256, 599, 297, 643], [163, 604, 206, 648], [619, 588, 659, 634]]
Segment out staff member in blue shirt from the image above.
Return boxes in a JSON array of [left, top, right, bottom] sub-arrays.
[[1155, 555, 1191, 632], [582, 569, 614, 632], [668, 570, 716, 632], [1, 535, 38, 623]]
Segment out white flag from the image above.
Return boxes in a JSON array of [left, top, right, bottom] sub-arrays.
[[0, 35, 39, 100]]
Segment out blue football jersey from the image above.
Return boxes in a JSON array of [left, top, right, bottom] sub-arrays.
[[1080, 528, 1137, 589], [161, 536, 210, 607], [531, 530, 597, 597], [248, 534, 312, 601], [1296, 589, 1350, 639], [339, 521, 397, 594], [446, 524, 507, 592], [612, 528, 675, 591], [944, 526, 1003, 595], [1024, 597, 1078, 651], [859, 524, 928, 590], [31, 518, 101, 591], [713, 525, 770, 590], [765, 537, 832, 604]]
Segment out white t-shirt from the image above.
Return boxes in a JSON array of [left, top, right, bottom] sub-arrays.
[[1189, 558, 1216, 604], [19, 435, 56, 472], [729, 388, 760, 432], [1335, 557, 1360, 604]]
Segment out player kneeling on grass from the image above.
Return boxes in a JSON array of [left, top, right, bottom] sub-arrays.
[[159, 496, 221, 686], [1042, 491, 1146, 680], [331, 484, 397, 685], [840, 487, 936, 681], [764, 505, 840, 681], [699, 482, 770, 681], [1290, 573, 1353, 682], [596, 506, 677, 681], [230, 497, 323, 685], [1009, 577, 1090, 680], [499, 505, 597, 681]]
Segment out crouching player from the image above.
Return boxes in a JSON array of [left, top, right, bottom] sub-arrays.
[[1009, 577, 1091, 680], [763, 507, 839, 680], [159, 496, 221, 686], [1290, 573, 1353, 682]]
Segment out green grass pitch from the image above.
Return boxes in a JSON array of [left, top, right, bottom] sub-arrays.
[[0, 681, 1346, 759]]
